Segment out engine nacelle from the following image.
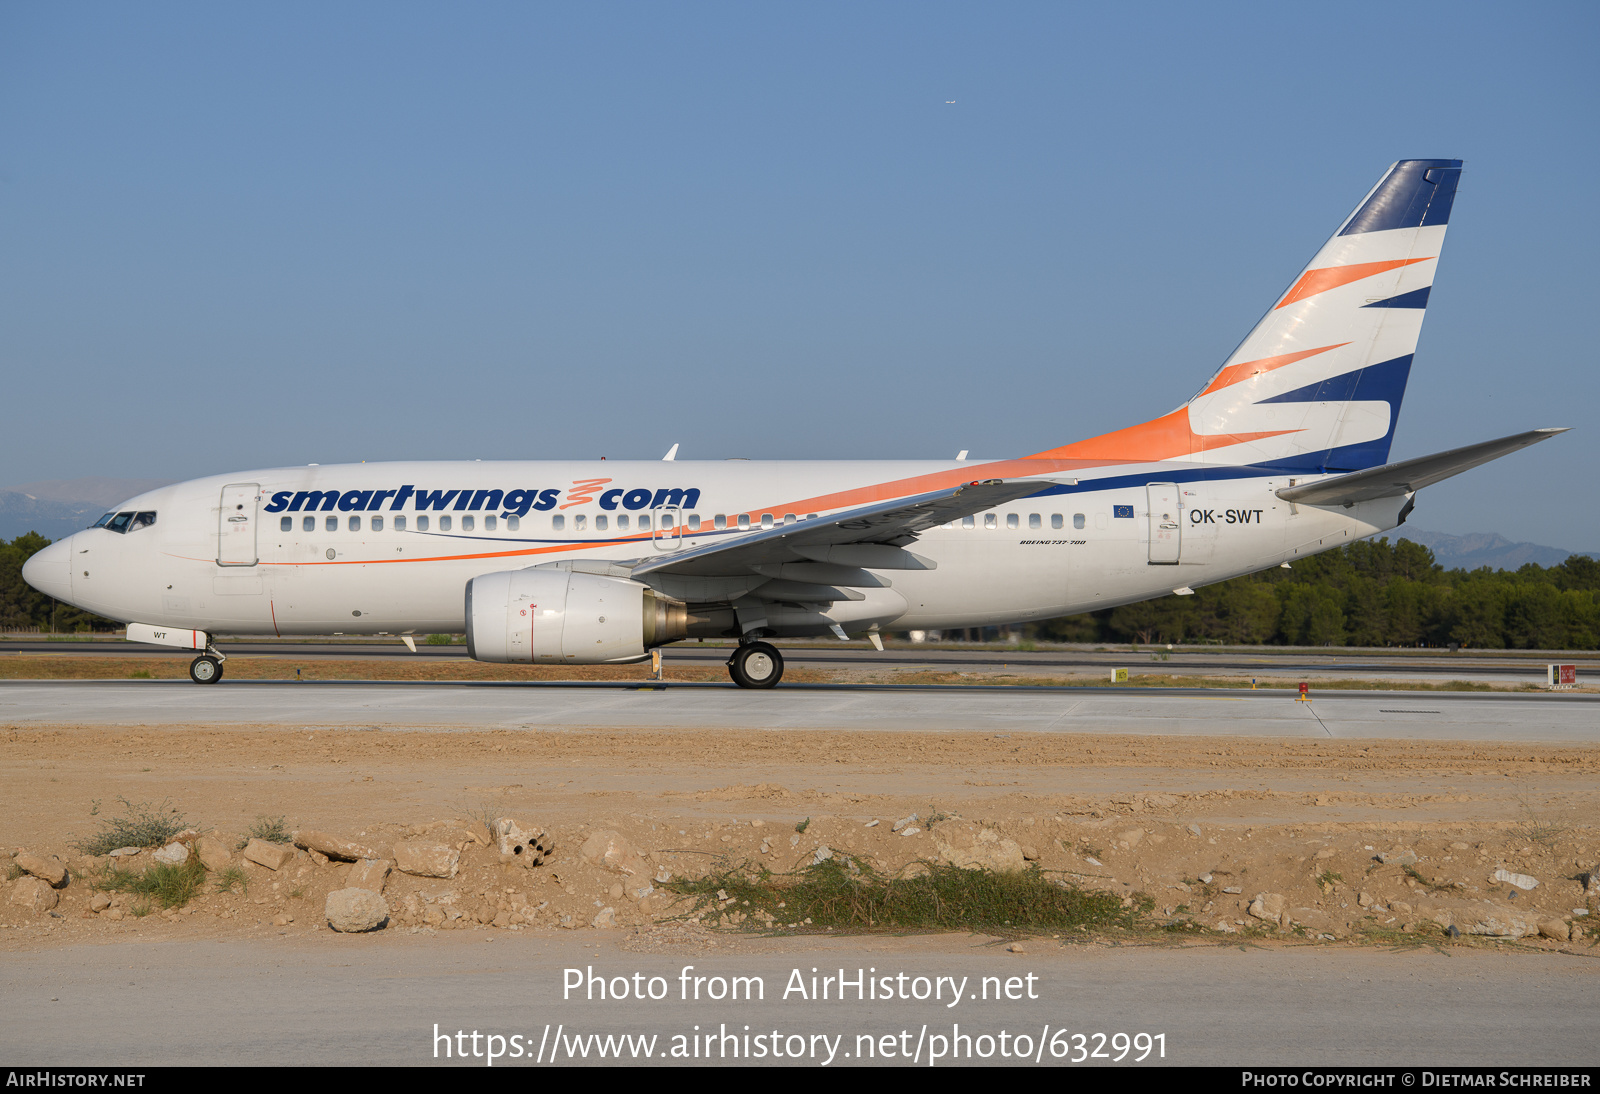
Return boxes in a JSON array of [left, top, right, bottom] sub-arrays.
[[465, 569, 687, 664]]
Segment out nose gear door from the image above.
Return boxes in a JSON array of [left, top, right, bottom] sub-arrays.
[[217, 483, 261, 566]]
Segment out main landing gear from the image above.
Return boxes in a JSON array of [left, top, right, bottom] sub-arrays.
[[727, 641, 783, 689], [189, 647, 226, 685]]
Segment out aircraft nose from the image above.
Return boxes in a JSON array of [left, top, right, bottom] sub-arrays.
[[21, 536, 74, 602]]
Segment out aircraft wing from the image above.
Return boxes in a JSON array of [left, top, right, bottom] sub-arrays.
[[629, 479, 1046, 580], [1275, 428, 1569, 507]]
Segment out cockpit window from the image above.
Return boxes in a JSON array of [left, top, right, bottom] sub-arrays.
[[90, 512, 114, 529], [105, 512, 135, 534], [130, 512, 156, 531]]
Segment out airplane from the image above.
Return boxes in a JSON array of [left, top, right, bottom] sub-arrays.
[[22, 159, 1567, 688]]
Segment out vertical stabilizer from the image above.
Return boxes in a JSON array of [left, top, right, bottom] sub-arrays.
[[1033, 160, 1461, 470]]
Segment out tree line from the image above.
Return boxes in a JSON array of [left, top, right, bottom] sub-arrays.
[[4, 529, 1598, 648], [1034, 536, 1600, 650]]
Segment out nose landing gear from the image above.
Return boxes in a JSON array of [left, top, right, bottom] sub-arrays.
[[727, 641, 783, 689]]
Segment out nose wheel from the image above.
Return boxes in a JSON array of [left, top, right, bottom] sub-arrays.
[[727, 642, 783, 689], [189, 655, 224, 685]]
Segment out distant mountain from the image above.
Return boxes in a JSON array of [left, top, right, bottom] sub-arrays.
[[0, 477, 172, 543], [1395, 528, 1590, 570]]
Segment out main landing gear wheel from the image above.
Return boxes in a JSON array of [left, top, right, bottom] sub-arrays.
[[728, 642, 783, 689], [189, 655, 224, 685]]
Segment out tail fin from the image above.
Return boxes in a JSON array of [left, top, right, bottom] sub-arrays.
[[1032, 159, 1462, 471]]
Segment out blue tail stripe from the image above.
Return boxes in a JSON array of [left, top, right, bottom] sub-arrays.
[[1252, 354, 1414, 472], [1340, 160, 1462, 236], [1360, 286, 1431, 309]]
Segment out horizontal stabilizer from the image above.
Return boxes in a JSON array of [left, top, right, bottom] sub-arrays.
[[1275, 428, 1568, 506]]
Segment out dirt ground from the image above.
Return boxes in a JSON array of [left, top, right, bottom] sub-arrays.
[[4, 722, 1597, 954]]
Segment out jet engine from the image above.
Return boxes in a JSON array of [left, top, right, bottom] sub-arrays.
[[465, 569, 687, 664]]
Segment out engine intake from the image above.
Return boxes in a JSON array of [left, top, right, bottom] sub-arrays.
[[465, 569, 686, 664]]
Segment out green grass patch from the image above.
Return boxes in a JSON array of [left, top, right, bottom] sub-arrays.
[[213, 865, 248, 894], [663, 858, 1134, 934], [238, 815, 290, 848], [98, 858, 208, 909], [73, 797, 189, 856]]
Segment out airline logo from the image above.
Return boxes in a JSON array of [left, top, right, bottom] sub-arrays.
[[263, 483, 702, 518]]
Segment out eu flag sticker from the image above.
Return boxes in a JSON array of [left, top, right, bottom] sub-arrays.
[[1113, 505, 1134, 518]]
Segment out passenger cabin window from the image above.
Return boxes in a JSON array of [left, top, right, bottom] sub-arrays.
[[439, 515, 452, 531], [617, 515, 630, 530], [962, 515, 975, 528], [638, 515, 650, 531], [348, 516, 361, 531], [1006, 513, 1019, 529], [714, 515, 726, 529], [303, 516, 316, 532], [1028, 513, 1041, 529], [595, 515, 608, 531], [1073, 513, 1086, 530], [737, 515, 750, 530], [552, 515, 565, 531], [325, 516, 338, 532], [984, 514, 997, 529], [485, 515, 496, 531], [461, 516, 474, 531], [395, 516, 407, 531], [281, 516, 292, 532], [504, 516, 516, 531], [574, 514, 586, 531], [372, 516, 383, 531], [687, 514, 701, 530], [417, 515, 429, 531], [660, 513, 673, 529], [1051, 514, 1063, 529], [760, 514, 773, 529]]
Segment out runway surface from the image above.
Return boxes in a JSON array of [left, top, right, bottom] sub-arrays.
[[4, 679, 1596, 741], [4, 934, 1595, 1066]]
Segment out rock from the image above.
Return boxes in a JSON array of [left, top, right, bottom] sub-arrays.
[[295, 830, 380, 863], [1248, 892, 1287, 923], [90, 893, 112, 912], [108, 847, 142, 858], [151, 842, 190, 866], [272, 913, 294, 926], [812, 845, 833, 865], [241, 840, 294, 871], [1465, 910, 1539, 939], [104, 908, 124, 921], [1005, 942, 1026, 954], [325, 888, 388, 932], [10, 877, 60, 914], [1392, 901, 1414, 915], [1449, 842, 1470, 851], [1289, 907, 1333, 932], [932, 821, 1026, 873], [1145, 794, 1177, 809], [494, 818, 553, 866], [1187, 824, 1202, 838], [1584, 870, 1599, 899], [14, 852, 68, 888], [346, 859, 392, 893], [1021, 845, 1040, 862], [1539, 919, 1571, 942], [1314, 847, 1337, 860], [393, 841, 460, 879], [1378, 849, 1418, 866], [900, 827, 922, 837], [591, 906, 617, 929], [194, 837, 233, 872], [1357, 891, 1376, 908], [1493, 868, 1539, 891], [1116, 828, 1145, 849], [608, 883, 624, 899], [892, 814, 918, 832], [579, 830, 648, 876], [627, 883, 655, 904]]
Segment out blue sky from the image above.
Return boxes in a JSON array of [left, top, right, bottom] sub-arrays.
[[2, 2, 1595, 547]]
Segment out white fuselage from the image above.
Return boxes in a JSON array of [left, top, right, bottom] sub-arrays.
[[40, 457, 1404, 639]]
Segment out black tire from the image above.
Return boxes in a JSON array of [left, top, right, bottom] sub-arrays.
[[189, 655, 224, 685], [728, 642, 783, 689]]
